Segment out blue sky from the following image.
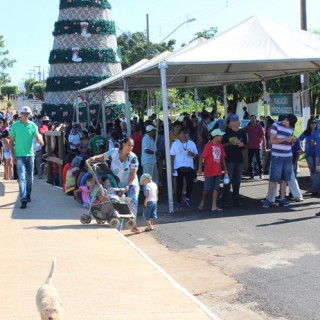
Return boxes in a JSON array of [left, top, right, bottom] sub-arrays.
[[0, 0, 319, 87]]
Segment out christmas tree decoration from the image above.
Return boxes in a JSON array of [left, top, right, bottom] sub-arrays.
[[43, 0, 125, 123]]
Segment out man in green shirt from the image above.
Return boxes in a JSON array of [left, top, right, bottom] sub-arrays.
[[9, 106, 44, 209], [88, 129, 107, 156]]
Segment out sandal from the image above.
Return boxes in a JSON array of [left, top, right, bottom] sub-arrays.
[[145, 227, 154, 232], [198, 203, 204, 210]]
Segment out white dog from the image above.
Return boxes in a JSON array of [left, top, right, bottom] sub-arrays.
[[36, 257, 63, 320]]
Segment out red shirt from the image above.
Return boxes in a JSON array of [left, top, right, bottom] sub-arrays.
[[39, 124, 49, 135], [202, 142, 226, 177], [131, 132, 142, 156], [245, 122, 264, 149]]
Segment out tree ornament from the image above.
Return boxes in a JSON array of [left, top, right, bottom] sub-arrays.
[[80, 21, 91, 38]]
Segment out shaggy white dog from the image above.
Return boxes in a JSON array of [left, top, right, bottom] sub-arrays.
[[36, 257, 63, 320]]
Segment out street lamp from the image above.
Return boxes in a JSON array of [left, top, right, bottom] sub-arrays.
[[159, 18, 196, 43]]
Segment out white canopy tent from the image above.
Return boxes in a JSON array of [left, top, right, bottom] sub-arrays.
[[79, 16, 320, 214]]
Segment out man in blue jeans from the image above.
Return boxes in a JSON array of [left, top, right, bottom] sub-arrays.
[[262, 113, 297, 208], [9, 106, 44, 209]]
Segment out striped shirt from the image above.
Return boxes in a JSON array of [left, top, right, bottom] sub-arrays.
[[270, 121, 293, 157]]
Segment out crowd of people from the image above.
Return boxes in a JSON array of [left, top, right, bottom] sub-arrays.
[[2, 104, 320, 230]]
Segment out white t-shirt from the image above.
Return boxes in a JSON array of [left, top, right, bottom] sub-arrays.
[[170, 139, 198, 169], [146, 181, 158, 202], [68, 132, 81, 150]]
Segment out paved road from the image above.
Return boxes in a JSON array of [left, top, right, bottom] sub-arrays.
[[131, 169, 320, 320], [12, 97, 43, 114]]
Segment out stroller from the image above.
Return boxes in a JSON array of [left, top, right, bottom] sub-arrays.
[[80, 160, 136, 230]]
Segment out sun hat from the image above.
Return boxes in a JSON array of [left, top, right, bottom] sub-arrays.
[[146, 125, 156, 132], [140, 173, 151, 184], [211, 128, 225, 137], [41, 116, 51, 122], [19, 106, 32, 114]]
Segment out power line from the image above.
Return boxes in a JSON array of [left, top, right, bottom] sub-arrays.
[[150, 0, 239, 42]]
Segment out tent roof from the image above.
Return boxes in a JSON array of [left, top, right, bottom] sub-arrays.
[[78, 38, 207, 93], [78, 50, 172, 93], [80, 16, 320, 92]]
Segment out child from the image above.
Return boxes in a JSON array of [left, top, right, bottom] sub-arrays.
[[2, 130, 13, 180], [198, 128, 227, 212], [140, 173, 158, 231], [74, 175, 92, 208]]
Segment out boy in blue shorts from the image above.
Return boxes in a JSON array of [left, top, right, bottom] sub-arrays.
[[140, 173, 158, 231]]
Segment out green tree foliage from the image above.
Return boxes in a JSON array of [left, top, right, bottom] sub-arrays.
[[117, 31, 175, 69], [117, 31, 175, 115], [33, 82, 46, 100], [0, 36, 16, 86], [24, 79, 37, 93], [191, 26, 218, 41], [1, 85, 18, 99]]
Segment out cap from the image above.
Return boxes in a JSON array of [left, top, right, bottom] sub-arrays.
[[211, 128, 225, 137], [140, 173, 151, 184], [285, 113, 297, 129], [230, 114, 239, 122], [41, 116, 51, 122], [146, 125, 156, 132], [71, 156, 82, 168], [19, 106, 32, 114]]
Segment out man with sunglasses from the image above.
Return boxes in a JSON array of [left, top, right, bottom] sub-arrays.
[[9, 106, 44, 209]]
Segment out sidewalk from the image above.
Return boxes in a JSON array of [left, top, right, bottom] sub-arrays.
[[0, 168, 218, 320]]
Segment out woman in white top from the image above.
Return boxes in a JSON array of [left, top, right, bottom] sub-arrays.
[[68, 124, 81, 151], [170, 127, 198, 210], [88, 137, 141, 233]]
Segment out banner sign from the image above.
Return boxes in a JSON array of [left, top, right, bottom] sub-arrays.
[[292, 92, 302, 117], [270, 93, 301, 116]]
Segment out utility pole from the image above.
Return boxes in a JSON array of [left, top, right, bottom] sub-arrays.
[[300, 0, 310, 129], [33, 65, 42, 82], [146, 14, 150, 59], [29, 69, 36, 79]]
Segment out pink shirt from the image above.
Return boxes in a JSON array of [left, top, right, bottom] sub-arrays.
[[79, 186, 91, 203]]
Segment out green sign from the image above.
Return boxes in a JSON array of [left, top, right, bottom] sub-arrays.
[[270, 94, 293, 116]]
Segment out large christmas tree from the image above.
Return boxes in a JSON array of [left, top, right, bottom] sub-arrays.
[[42, 0, 125, 122]]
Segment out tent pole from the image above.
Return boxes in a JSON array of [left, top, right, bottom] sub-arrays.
[[194, 88, 198, 117], [124, 79, 131, 136], [76, 96, 80, 124], [159, 61, 174, 214], [223, 85, 227, 119], [101, 90, 106, 136], [86, 92, 90, 127], [262, 81, 267, 118]]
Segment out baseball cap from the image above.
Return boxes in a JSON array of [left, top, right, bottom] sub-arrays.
[[140, 173, 151, 184], [146, 125, 156, 132], [230, 114, 239, 122], [211, 128, 225, 137], [19, 106, 32, 114]]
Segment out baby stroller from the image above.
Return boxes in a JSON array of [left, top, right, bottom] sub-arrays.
[[80, 160, 136, 230]]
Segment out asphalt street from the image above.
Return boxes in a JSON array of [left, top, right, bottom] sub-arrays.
[[139, 168, 320, 319]]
